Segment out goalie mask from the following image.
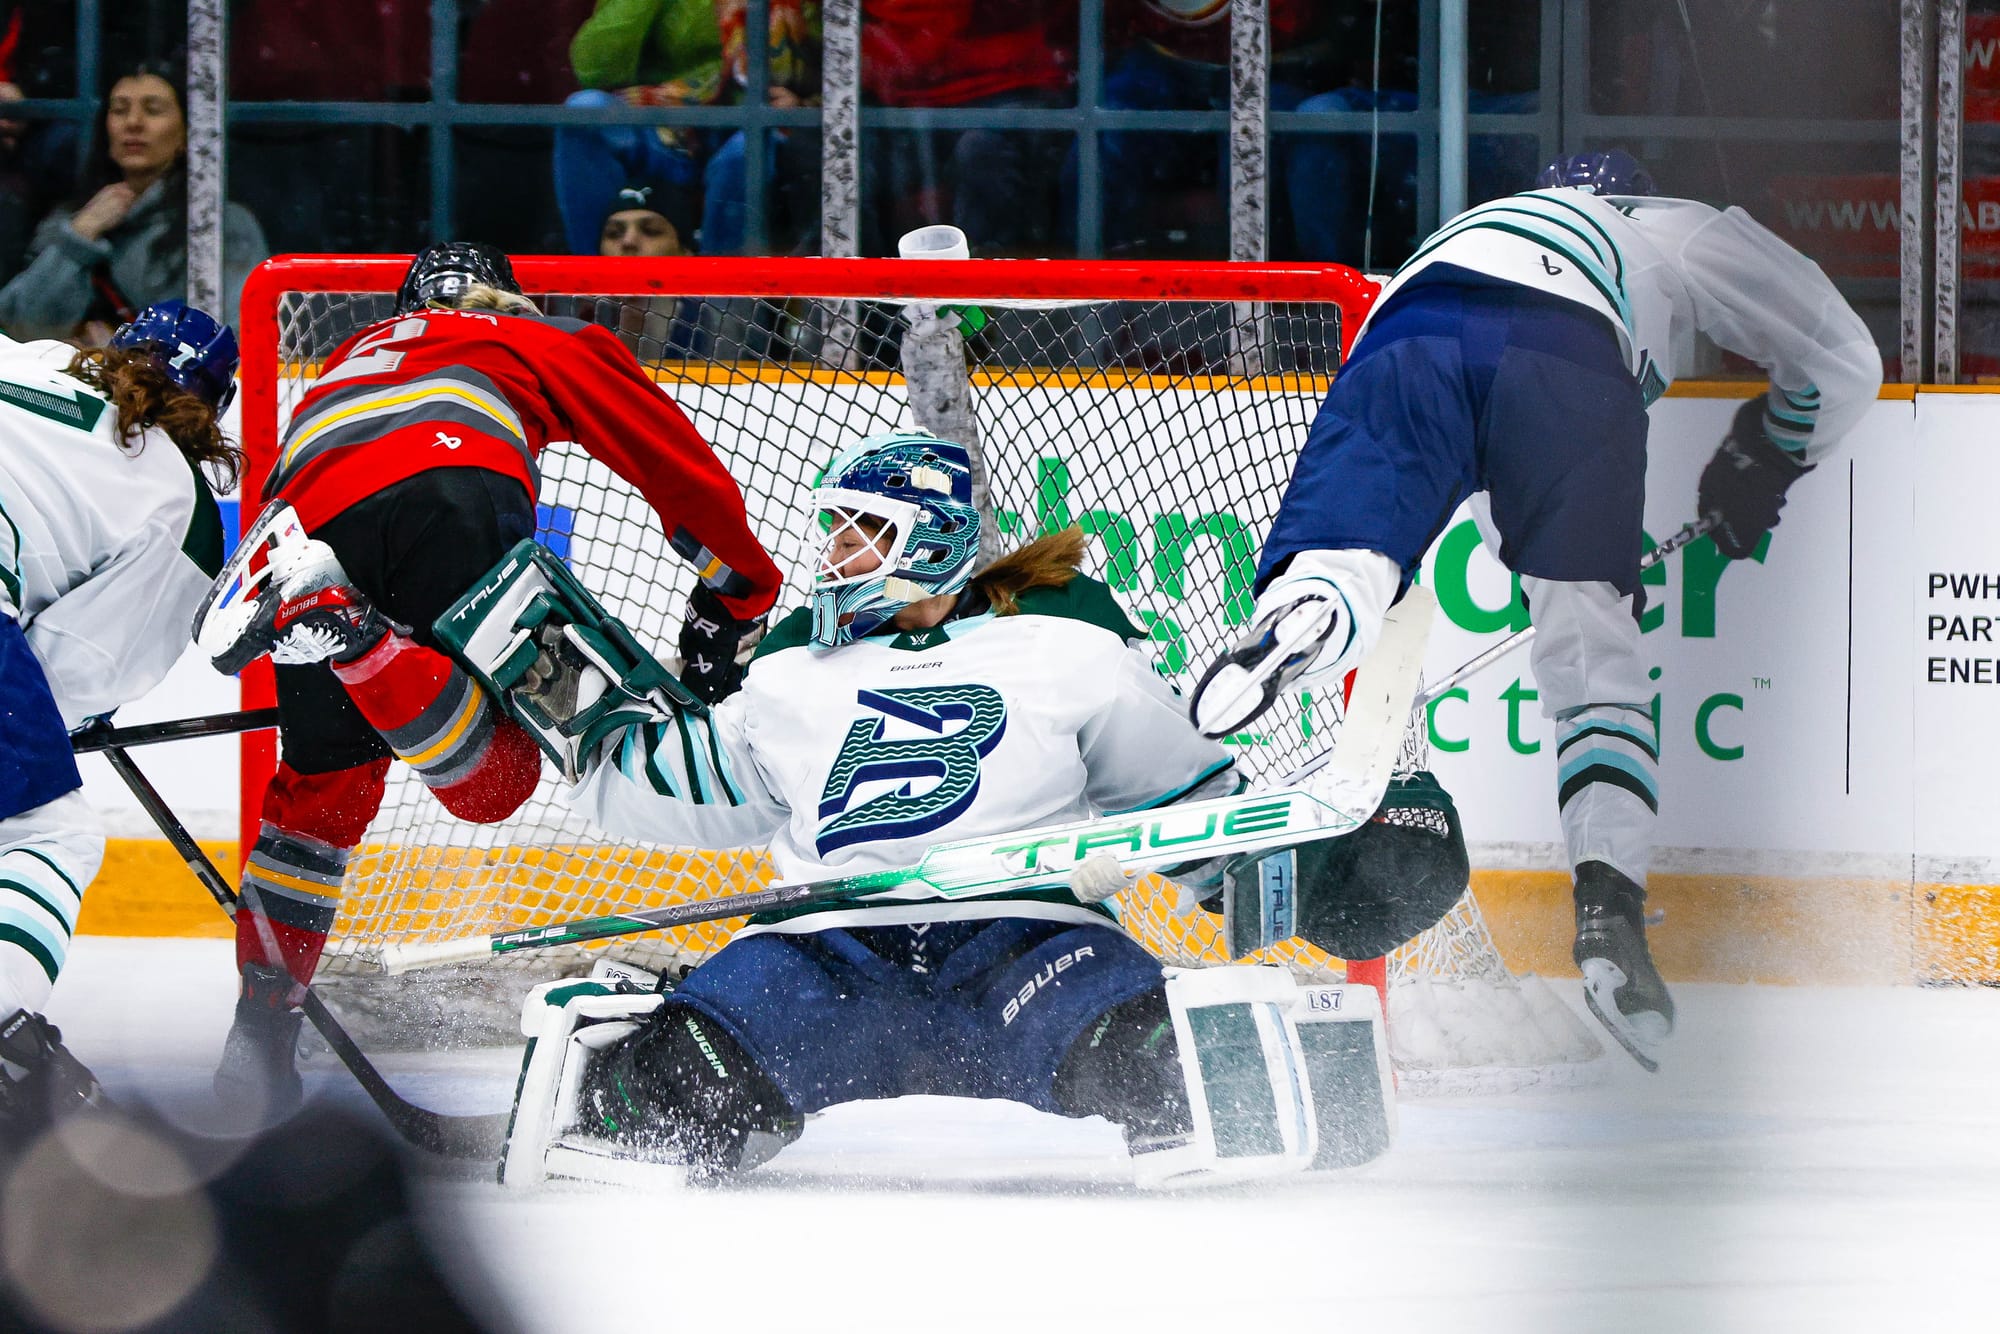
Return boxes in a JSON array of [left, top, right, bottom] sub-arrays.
[[808, 432, 980, 648], [396, 240, 522, 314]]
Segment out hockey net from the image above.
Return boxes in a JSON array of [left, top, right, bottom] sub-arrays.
[[237, 254, 1599, 1084]]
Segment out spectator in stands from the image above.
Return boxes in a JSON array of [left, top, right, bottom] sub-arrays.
[[860, 0, 1075, 256], [0, 58, 268, 342], [1079, 0, 1338, 258], [555, 0, 820, 256], [1286, 1, 1539, 267], [580, 178, 704, 357]]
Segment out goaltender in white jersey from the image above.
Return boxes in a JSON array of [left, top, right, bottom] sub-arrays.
[[467, 431, 1445, 1187], [0, 301, 241, 1138]]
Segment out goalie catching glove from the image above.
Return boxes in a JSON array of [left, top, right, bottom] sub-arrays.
[[433, 541, 707, 784], [1068, 770, 1469, 962]]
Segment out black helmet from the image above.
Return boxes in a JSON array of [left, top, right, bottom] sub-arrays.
[[395, 241, 521, 315]]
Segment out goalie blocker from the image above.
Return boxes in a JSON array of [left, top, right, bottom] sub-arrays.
[[500, 962, 1393, 1190], [433, 540, 704, 783], [1213, 769, 1471, 962]]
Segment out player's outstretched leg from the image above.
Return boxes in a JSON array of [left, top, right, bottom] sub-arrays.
[[578, 1002, 802, 1183], [0, 1010, 105, 1144], [1573, 860, 1673, 1070]]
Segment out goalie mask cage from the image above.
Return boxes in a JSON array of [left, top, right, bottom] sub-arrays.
[[238, 254, 1600, 1090]]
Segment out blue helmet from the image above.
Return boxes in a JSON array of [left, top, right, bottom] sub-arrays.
[[109, 299, 240, 412], [1534, 150, 1657, 198], [808, 432, 981, 648]]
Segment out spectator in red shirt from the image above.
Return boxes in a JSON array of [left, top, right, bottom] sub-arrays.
[[860, 0, 1076, 255]]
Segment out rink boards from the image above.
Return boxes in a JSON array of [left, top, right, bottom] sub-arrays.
[[65, 379, 2000, 984]]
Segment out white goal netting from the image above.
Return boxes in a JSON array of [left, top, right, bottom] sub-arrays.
[[241, 256, 1599, 1082]]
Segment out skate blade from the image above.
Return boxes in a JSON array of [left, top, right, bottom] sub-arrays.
[[1580, 959, 1665, 1073], [1189, 598, 1338, 738]]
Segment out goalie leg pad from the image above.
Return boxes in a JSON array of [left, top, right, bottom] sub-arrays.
[[578, 1000, 803, 1183], [1130, 966, 1395, 1189], [434, 541, 703, 783], [502, 980, 667, 1189]]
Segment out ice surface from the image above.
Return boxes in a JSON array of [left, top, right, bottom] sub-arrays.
[[44, 936, 2000, 1333]]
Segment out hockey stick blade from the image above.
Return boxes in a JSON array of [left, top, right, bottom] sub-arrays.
[[96, 744, 508, 1158]]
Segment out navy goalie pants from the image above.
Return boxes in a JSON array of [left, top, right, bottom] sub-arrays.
[[668, 915, 1167, 1116]]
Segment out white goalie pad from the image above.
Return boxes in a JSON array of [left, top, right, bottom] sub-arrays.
[[1132, 965, 1396, 1190], [500, 979, 667, 1190]]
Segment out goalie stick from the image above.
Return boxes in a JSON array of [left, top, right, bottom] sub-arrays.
[[381, 588, 1435, 974], [71, 718, 507, 1159]]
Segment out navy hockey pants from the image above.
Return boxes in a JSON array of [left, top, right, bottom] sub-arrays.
[[668, 916, 1167, 1116], [1257, 269, 1651, 598]]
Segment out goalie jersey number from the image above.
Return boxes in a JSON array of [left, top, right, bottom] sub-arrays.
[[815, 685, 1008, 855]]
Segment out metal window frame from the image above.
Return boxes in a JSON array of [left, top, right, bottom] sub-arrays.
[[17, 1, 1928, 379]]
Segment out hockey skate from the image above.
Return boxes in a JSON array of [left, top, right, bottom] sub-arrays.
[[1190, 594, 1343, 738], [1573, 861, 1674, 1072], [194, 500, 397, 674], [213, 963, 305, 1123], [0, 1010, 106, 1144]]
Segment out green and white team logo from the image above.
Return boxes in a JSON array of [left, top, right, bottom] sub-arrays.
[[816, 684, 1008, 855]]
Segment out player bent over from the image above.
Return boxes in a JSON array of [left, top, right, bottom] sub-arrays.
[[0, 302, 239, 1139], [198, 242, 783, 1116], [1190, 151, 1882, 1068], [459, 432, 1470, 1187]]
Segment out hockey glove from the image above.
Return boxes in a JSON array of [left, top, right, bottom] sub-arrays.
[[1697, 397, 1815, 561], [677, 583, 766, 706]]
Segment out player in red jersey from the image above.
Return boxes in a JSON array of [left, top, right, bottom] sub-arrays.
[[198, 242, 783, 1117]]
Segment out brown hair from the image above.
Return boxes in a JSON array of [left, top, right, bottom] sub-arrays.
[[64, 346, 243, 489], [973, 527, 1090, 615], [447, 283, 541, 316]]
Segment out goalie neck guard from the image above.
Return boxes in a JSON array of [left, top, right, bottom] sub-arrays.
[[808, 432, 980, 648]]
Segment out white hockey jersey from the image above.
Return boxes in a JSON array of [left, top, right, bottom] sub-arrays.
[[571, 576, 1239, 932], [0, 335, 225, 727], [1361, 188, 1883, 460]]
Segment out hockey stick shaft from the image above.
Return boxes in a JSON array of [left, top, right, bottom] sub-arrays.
[[70, 708, 280, 754], [381, 783, 1368, 973], [383, 588, 1440, 974], [1414, 517, 1715, 709], [94, 744, 506, 1158]]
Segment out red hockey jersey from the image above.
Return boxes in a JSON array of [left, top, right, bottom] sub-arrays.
[[264, 306, 782, 619]]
